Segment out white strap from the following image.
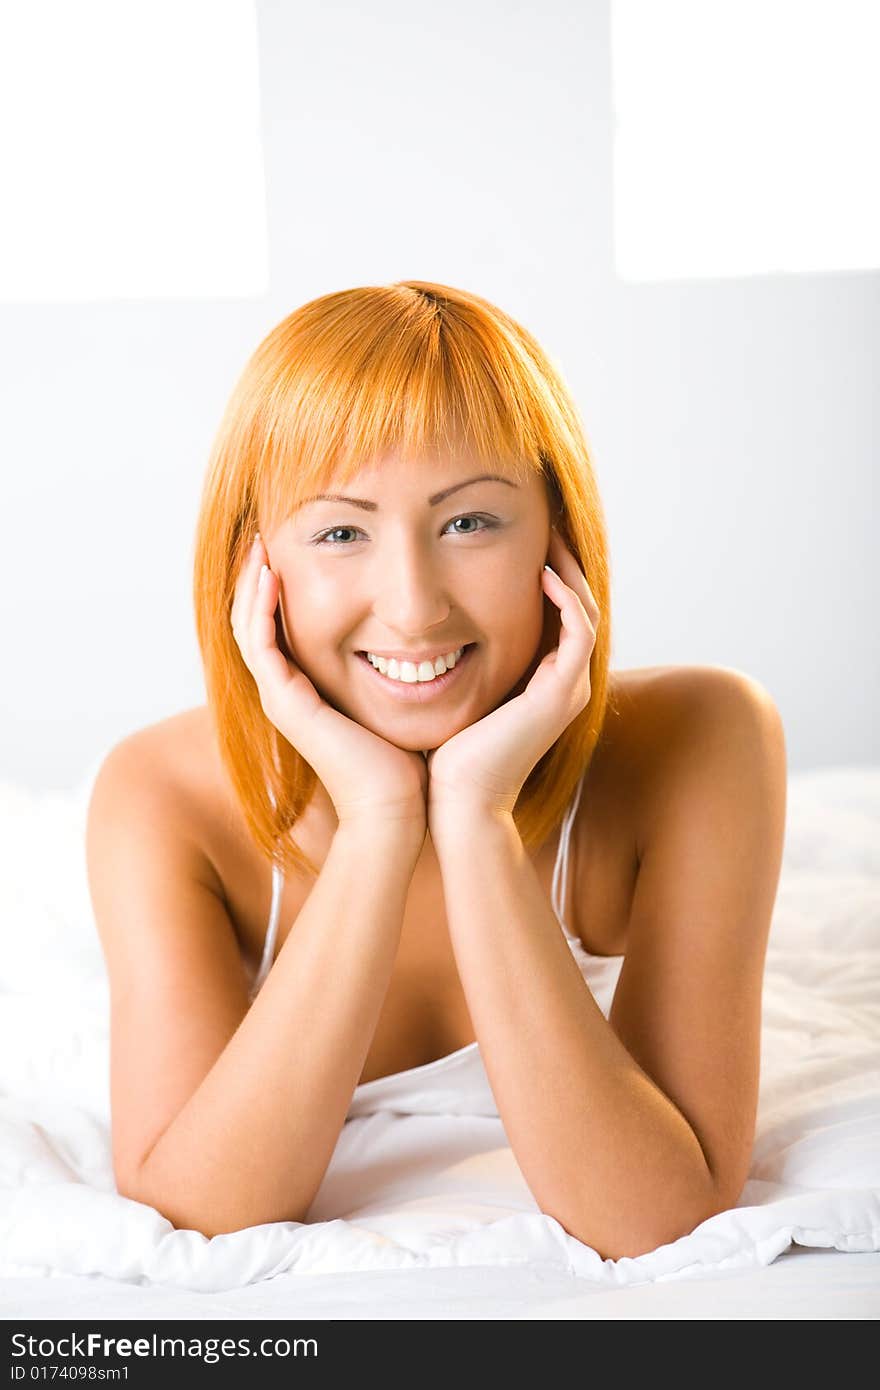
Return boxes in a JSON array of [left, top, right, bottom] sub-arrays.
[[551, 771, 585, 934]]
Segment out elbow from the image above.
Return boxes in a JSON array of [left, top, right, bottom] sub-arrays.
[[114, 1161, 309, 1239], [113, 1161, 152, 1212], [551, 1187, 733, 1263], [114, 1163, 205, 1234]]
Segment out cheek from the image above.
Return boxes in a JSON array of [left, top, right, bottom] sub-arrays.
[[489, 575, 546, 656], [277, 588, 332, 667], [281, 573, 339, 635]]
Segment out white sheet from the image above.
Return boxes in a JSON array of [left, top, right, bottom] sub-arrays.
[[0, 763, 878, 1298], [3, 1248, 880, 1321]]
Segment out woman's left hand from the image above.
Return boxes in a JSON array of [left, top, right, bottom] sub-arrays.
[[426, 528, 601, 826]]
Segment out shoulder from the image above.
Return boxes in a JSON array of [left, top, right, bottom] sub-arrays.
[[86, 705, 229, 896], [606, 662, 783, 750], [90, 705, 216, 811], [573, 664, 785, 952], [599, 666, 784, 847], [615, 664, 786, 860]]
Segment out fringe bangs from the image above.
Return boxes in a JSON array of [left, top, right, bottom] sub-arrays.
[[192, 279, 613, 877]]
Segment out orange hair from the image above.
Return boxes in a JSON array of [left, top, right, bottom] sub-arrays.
[[192, 280, 614, 880]]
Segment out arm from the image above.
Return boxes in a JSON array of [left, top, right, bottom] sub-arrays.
[[137, 824, 420, 1236], [88, 740, 423, 1239], [431, 671, 787, 1260]]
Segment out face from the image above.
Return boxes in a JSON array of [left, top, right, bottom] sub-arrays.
[[262, 447, 557, 753]]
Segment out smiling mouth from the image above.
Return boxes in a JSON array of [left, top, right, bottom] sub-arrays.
[[354, 643, 477, 696], [356, 643, 473, 670]]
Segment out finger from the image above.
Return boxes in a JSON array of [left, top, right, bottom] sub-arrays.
[[541, 564, 597, 686], [542, 562, 592, 629], [230, 533, 265, 646], [246, 564, 327, 731], [248, 563, 297, 690], [545, 536, 599, 618], [545, 533, 601, 624]]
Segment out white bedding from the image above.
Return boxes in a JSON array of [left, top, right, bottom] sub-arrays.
[[0, 762, 878, 1314]]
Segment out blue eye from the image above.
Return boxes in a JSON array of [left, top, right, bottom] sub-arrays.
[[312, 514, 497, 546], [448, 515, 485, 535], [314, 526, 360, 546]]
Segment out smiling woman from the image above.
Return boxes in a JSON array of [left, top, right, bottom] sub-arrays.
[[86, 279, 784, 1252]]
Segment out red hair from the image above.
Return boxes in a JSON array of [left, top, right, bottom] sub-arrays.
[[193, 281, 614, 879]]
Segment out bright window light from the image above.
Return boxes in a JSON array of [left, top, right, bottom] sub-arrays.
[[611, 0, 880, 281], [0, 1, 268, 301]]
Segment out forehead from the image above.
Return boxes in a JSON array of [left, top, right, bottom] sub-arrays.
[[259, 446, 551, 533], [331, 465, 532, 497], [329, 443, 532, 484], [307, 454, 533, 494]]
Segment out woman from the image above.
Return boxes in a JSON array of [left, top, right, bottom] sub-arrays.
[[86, 280, 787, 1256]]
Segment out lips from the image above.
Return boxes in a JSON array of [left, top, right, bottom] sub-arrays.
[[356, 643, 474, 668], [356, 645, 470, 665], [355, 642, 476, 698]]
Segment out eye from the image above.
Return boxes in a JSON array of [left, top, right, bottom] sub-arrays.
[[313, 525, 362, 546], [447, 514, 493, 535], [312, 514, 498, 546]]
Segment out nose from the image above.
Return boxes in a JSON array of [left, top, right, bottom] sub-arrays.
[[370, 538, 452, 639]]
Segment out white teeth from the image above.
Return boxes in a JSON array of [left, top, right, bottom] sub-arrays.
[[366, 646, 465, 682]]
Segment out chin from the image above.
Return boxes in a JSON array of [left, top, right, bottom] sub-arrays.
[[376, 719, 464, 752]]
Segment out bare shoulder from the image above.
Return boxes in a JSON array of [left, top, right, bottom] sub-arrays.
[[610, 664, 786, 858], [605, 662, 782, 751], [89, 706, 230, 895], [95, 706, 214, 806], [572, 665, 785, 955]]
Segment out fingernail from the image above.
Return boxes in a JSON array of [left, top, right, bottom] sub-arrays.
[[259, 564, 270, 589], [544, 563, 558, 577], [252, 532, 262, 551]]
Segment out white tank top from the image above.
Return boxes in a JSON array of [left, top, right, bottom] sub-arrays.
[[249, 771, 625, 1117]]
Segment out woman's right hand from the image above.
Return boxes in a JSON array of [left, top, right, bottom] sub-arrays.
[[231, 534, 428, 839]]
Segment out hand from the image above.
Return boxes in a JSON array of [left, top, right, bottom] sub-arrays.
[[231, 534, 428, 836], [425, 528, 600, 825]]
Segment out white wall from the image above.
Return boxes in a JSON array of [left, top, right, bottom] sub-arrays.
[[1, 0, 876, 791]]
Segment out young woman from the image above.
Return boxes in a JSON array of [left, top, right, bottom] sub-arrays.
[[86, 280, 787, 1257]]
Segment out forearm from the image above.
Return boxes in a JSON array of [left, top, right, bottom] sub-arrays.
[[433, 811, 718, 1260], [130, 822, 421, 1238]]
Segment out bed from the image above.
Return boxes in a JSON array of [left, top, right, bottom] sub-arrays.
[[1, 759, 878, 1320]]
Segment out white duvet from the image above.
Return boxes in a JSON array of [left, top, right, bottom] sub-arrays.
[[0, 763, 878, 1292]]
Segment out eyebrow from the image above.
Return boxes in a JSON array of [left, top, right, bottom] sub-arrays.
[[295, 473, 519, 512]]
